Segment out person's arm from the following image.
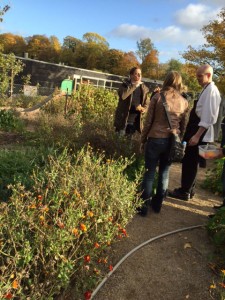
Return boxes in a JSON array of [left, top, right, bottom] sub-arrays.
[[199, 87, 221, 127], [137, 85, 150, 113], [179, 103, 189, 139], [118, 81, 141, 100], [140, 96, 157, 144], [190, 87, 221, 146], [188, 126, 207, 146]]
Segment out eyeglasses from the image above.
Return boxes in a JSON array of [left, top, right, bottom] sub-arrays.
[[197, 73, 209, 77]]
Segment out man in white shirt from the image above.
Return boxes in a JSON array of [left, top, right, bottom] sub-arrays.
[[169, 64, 221, 200]]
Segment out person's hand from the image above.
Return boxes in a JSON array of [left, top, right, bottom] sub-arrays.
[[132, 82, 141, 88], [140, 143, 145, 153], [136, 105, 145, 113], [188, 134, 200, 146]]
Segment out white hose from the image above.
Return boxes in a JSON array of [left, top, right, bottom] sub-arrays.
[[90, 224, 205, 299]]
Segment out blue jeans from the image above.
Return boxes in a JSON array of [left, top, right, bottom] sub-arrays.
[[141, 138, 171, 201]]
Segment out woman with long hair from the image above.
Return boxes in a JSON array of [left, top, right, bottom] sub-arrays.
[[138, 71, 189, 216]]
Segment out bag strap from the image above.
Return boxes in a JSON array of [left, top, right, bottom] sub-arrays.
[[160, 92, 173, 129]]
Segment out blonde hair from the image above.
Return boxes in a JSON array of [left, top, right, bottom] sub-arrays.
[[161, 71, 184, 93]]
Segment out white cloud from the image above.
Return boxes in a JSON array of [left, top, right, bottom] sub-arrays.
[[174, 4, 221, 29], [198, 0, 224, 6], [109, 23, 205, 48], [108, 2, 223, 63], [109, 24, 150, 40]]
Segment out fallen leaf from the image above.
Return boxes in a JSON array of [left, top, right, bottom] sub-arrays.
[[184, 243, 192, 249]]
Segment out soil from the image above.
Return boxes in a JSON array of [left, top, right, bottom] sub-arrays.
[[1, 109, 222, 300]]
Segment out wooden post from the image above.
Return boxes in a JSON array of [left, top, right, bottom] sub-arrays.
[[64, 89, 69, 115]]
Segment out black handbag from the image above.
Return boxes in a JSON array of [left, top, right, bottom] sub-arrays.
[[160, 93, 186, 163]]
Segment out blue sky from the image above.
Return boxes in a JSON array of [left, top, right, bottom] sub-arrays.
[[0, 0, 224, 63]]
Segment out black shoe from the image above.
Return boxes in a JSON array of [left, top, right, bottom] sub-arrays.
[[137, 205, 148, 216], [213, 203, 225, 209], [151, 195, 163, 213], [168, 188, 190, 201], [152, 204, 161, 213], [208, 214, 216, 219], [190, 191, 195, 199]]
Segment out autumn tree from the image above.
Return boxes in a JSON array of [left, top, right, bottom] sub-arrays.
[[114, 51, 140, 76], [166, 59, 183, 72], [101, 49, 124, 74], [136, 38, 155, 62], [46, 35, 62, 63], [0, 33, 27, 56], [78, 32, 109, 70], [25, 35, 61, 62], [83, 32, 109, 48], [59, 36, 82, 66], [182, 7, 225, 93], [26, 35, 50, 60], [141, 49, 159, 79], [182, 63, 200, 93]]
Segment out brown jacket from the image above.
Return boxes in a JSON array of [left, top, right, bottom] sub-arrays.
[[114, 80, 150, 131], [141, 89, 189, 143]]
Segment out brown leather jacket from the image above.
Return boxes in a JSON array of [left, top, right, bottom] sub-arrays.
[[141, 89, 189, 143], [114, 80, 150, 131]]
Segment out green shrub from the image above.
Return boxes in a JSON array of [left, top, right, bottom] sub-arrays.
[[201, 158, 224, 195], [207, 208, 225, 298], [203, 158, 225, 299], [0, 109, 24, 132], [13, 94, 47, 108], [207, 208, 225, 260], [30, 85, 141, 159], [0, 146, 142, 299], [0, 147, 55, 201]]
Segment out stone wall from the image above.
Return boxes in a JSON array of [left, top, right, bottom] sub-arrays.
[[15, 56, 163, 91]]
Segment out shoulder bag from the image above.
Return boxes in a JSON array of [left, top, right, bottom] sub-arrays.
[[160, 92, 186, 163]]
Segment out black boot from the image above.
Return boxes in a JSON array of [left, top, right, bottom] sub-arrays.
[[137, 202, 148, 216], [168, 188, 190, 201], [151, 195, 163, 213]]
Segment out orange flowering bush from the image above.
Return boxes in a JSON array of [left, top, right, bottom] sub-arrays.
[[0, 146, 142, 299]]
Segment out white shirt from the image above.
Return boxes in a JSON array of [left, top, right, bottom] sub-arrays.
[[195, 82, 221, 142]]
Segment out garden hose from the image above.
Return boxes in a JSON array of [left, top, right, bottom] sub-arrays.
[[21, 92, 61, 112], [90, 224, 205, 299]]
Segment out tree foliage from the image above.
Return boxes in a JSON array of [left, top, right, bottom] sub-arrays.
[[182, 7, 225, 94], [0, 51, 24, 97], [115, 51, 140, 76], [82, 32, 109, 48], [0, 33, 26, 56], [136, 38, 155, 62], [141, 49, 159, 79]]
